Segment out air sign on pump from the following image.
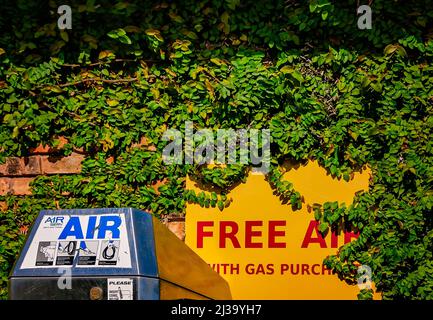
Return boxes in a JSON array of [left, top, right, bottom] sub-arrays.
[[20, 213, 131, 268], [10, 208, 231, 300]]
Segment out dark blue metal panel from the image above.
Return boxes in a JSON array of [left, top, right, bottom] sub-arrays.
[[137, 277, 160, 300], [131, 208, 159, 278]]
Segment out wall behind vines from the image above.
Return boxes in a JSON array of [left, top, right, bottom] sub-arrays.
[[1, 0, 433, 299]]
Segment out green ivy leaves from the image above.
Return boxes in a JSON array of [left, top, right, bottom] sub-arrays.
[[107, 28, 132, 45], [1, 0, 433, 300]]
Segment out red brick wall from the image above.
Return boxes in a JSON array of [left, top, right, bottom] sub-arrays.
[[0, 139, 185, 240], [0, 154, 84, 195]]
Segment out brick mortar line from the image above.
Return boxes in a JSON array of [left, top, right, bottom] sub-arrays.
[[0, 173, 82, 177]]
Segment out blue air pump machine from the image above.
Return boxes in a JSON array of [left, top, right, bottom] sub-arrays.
[[9, 208, 231, 300]]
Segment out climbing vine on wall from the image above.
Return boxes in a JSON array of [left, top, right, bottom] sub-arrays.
[[1, 0, 433, 299]]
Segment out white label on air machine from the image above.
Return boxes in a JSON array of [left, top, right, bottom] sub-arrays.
[[20, 213, 131, 269], [107, 278, 133, 300]]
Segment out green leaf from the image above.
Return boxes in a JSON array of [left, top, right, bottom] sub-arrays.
[[107, 28, 126, 39], [309, 3, 317, 12], [370, 82, 383, 93], [106, 99, 119, 107], [118, 35, 132, 45], [60, 31, 69, 42], [318, 222, 329, 234], [107, 28, 131, 44]]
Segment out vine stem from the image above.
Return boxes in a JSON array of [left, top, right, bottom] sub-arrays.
[[57, 77, 138, 87], [60, 59, 158, 68], [34, 77, 139, 90]]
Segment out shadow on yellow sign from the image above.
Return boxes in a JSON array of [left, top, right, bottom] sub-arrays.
[[186, 160, 380, 299]]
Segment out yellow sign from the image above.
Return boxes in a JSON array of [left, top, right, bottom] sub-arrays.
[[186, 161, 378, 299]]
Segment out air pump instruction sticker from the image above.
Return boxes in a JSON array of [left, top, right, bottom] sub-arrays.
[[35, 241, 56, 266], [77, 241, 99, 265], [20, 213, 131, 269], [99, 240, 120, 265], [56, 241, 77, 265], [107, 278, 133, 300]]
